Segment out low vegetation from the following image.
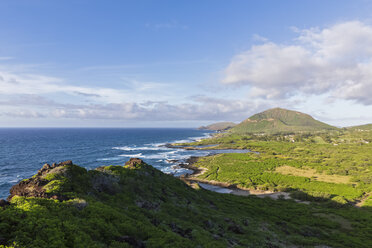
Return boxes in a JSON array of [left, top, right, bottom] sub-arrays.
[[1, 108, 371, 247], [1, 159, 371, 247], [180, 128, 372, 206]]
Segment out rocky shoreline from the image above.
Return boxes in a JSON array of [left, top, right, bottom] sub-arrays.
[[176, 154, 310, 202], [0, 151, 303, 205]]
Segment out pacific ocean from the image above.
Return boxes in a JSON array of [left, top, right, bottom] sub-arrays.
[[0, 128, 215, 199]]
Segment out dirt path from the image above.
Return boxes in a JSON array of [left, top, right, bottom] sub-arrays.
[[355, 193, 371, 207]]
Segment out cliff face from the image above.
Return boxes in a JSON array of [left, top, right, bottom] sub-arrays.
[[7, 159, 159, 203], [0, 159, 369, 248], [7, 160, 75, 201]]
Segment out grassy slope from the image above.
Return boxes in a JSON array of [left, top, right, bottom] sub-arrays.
[[1, 160, 371, 247], [348, 124, 372, 131], [199, 122, 237, 131], [231, 108, 337, 134], [183, 130, 372, 205]]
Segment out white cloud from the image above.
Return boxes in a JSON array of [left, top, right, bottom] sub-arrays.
[[0, 70, 167, 104], [223, 21, 372, 105], [61, 98, 256, 121], [0, 93, 265, 122], [0, 64, 264, 123], [4, 109, 45, 118]]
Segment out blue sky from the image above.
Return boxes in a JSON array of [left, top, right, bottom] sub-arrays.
[[1, 0, 372, 127]]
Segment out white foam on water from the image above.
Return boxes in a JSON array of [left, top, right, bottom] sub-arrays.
[[113, 146, 169, 151], [140, 151, 176, 159], [97, 157, 121, 161], [119, 153, 143, 157], [109, 132, 215, 177], [145, 142, 167, 147], [112, 146, 133, 151], [169, 132, 212, 144]]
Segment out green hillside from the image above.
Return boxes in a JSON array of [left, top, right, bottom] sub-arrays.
[[231, 108, 337, 134], [1, 158, 371, 247], [348, 124, 372, 131], [198, 122, 237, 131]]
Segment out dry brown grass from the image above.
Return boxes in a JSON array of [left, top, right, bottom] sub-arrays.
[[274, 165, 351, 184]]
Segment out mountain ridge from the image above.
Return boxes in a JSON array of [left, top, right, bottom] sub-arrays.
[[230, 107, 338, 134], [198, 122, 237, 131]]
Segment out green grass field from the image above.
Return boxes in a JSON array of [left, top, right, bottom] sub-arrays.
[[181, 129, 372, 206]]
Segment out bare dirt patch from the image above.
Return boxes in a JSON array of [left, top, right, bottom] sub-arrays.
[[274, 166, 351, 184]]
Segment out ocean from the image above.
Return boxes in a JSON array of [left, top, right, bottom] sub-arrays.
[[0, 128, 223, 199]]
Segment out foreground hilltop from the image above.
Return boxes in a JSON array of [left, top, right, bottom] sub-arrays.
[[231, 108, 337, 134], [198, 122, 237, 131], [0, 159, 371, 247]]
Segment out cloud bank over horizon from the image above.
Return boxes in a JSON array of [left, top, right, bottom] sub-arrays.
[[2, 19, 372, 127]]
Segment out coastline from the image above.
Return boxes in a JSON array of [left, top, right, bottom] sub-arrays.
[[176, 155, 308, 202]]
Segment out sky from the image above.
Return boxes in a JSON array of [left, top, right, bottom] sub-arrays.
[[1, 0, 372, 127]]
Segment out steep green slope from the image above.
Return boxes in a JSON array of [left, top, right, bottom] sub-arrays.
[[199, 122, 237, 131], [0, 159, 371, 248], [231, 108, 337, 134]]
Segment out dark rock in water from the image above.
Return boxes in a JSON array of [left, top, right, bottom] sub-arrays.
[[185, 156, 199, 165], [171, 165, 180, 169], [164, 143, 181, 148], [0, 199, 9, 208], [125, 158, 145, 168], [166, 159, 179, 163], [115, 236, 145, 248]]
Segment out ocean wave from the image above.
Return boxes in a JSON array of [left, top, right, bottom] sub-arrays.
[[113, 146, 169, 151], [119, 153, 143, 157], [160, 165, 192, 175], [97, 157, 122, 161], [194, 133, 212, 141], [169, 132, 212, 144]]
